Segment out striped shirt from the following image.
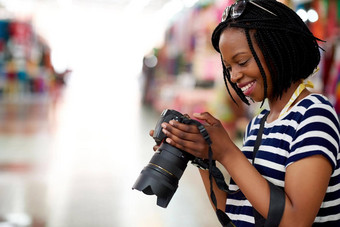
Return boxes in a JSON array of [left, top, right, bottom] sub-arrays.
[[225, 94, 340, 226]]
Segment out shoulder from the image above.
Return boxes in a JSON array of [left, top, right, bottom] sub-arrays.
[[297, 93, 336, 113], [291, 94, 340, 141], [289, 94, 339, 126], [287, 94, 340, 170]]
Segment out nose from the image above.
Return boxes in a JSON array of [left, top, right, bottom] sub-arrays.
[[230, 69, 243, 83]]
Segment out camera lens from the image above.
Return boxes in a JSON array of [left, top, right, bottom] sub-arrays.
[[132, 143, 193, 208]]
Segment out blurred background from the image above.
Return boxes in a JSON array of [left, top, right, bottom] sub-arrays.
[[0, 0, 337, 226]]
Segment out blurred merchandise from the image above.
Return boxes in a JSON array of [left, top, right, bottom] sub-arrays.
[[0, 9, 72, 135], [0, 17, 71, 100], [140, 1, 245, 131], [322, 35, 340, 113]]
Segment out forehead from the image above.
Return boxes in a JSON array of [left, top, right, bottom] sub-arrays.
[[219, 28, 250, 59]]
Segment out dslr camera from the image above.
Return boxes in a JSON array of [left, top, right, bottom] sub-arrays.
[[132, 109, 208, 208]]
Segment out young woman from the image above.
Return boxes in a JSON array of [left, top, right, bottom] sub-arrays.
[[151, 0, 340, 226]]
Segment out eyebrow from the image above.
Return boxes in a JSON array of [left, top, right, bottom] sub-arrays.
[[232, 52, 248, 60], [223, 51, 248, 65]]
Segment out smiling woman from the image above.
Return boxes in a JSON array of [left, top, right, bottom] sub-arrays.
[[159, 0, 340, 226], [0, 0, 224, 227]]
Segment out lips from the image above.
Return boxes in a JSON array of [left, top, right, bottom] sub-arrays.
[[239, 81, 255, 96]]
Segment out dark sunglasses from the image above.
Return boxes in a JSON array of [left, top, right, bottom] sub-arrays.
[[221, 0, 277, 22]]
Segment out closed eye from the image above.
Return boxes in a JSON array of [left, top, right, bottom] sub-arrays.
[[239, 59, 249, 66], [223, 57, 250, 72]]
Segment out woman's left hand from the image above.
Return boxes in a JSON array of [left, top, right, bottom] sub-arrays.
[[161, 112, 234, 162]]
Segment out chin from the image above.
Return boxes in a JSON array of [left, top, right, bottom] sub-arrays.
[[248, 96, 263, 103]]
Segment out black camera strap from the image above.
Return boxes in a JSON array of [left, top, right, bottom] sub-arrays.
[[252, 111, 269, 227], [252, 112, 286, 227], [208, 145, 236, 227], [185, 119, 236, 227], [188, 112, 285, 227]]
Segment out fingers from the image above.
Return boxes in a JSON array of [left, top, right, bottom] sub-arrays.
[[153, 145, 159, 151], [149, 130, 154, 137], [149, 112, 218, 158], [161, 120, 208, 158], [149, 130, 159, 151], [164, 132, 207, 159], [183, 113, 191, 119], [166, 137, 207, 158], [162, 121, 200, 142], [193, 112, 220, 126], [164, 120, 199, 133]]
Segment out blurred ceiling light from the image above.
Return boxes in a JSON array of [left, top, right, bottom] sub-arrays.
[[296, 8, 319, 23], [307, 9, 318, 23], [144, 54, 158, 68], [296, 9, 308, 22]]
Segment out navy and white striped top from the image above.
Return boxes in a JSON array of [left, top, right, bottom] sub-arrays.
[[225, 94, 340, 226]]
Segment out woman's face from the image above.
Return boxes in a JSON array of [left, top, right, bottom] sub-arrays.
[[219, 27, 272, 102]]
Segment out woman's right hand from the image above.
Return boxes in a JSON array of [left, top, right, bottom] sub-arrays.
[[149, 130, 160, 151]]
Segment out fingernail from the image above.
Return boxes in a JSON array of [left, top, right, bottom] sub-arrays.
[[162, 128, 168, 134], [161, 123, 166, 128], [166, 138, 171, 143], [169, 120, 174, 125]]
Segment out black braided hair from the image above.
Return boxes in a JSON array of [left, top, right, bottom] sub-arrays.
[[211, 0, 323, 105], [244, 28, 268, 107]]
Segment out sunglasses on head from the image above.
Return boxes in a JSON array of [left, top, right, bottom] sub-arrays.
[[221, 0, 277, 22]]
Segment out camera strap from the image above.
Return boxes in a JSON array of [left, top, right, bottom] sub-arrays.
[[189, 111, 285, 227], [186, 119, 236, 227], [208, 144, 236, 227], [252, 111, 269, 227], [252, 111, 286, 227]]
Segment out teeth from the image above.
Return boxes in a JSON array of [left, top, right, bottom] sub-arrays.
[[241, 82, 255, 92]]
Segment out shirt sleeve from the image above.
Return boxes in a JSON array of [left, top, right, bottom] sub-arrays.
[[287, 102, 340, 171]]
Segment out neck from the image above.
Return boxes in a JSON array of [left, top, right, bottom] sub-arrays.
[[267, 81, 310, 122]]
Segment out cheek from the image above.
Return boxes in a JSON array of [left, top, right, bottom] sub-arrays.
[[265, 76, 274, 98], [255, 55, 272, 97]]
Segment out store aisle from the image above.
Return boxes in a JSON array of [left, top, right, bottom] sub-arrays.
[[0, 76, 220, 227], [0, 2, 221, 226], [51, 84, 221, 227]]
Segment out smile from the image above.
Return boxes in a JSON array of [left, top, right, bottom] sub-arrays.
[[240, 81, 255, 94]]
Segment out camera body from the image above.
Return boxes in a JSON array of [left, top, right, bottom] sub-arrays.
[[153, 109, 186, 145], [132, 109, 208, 208]]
